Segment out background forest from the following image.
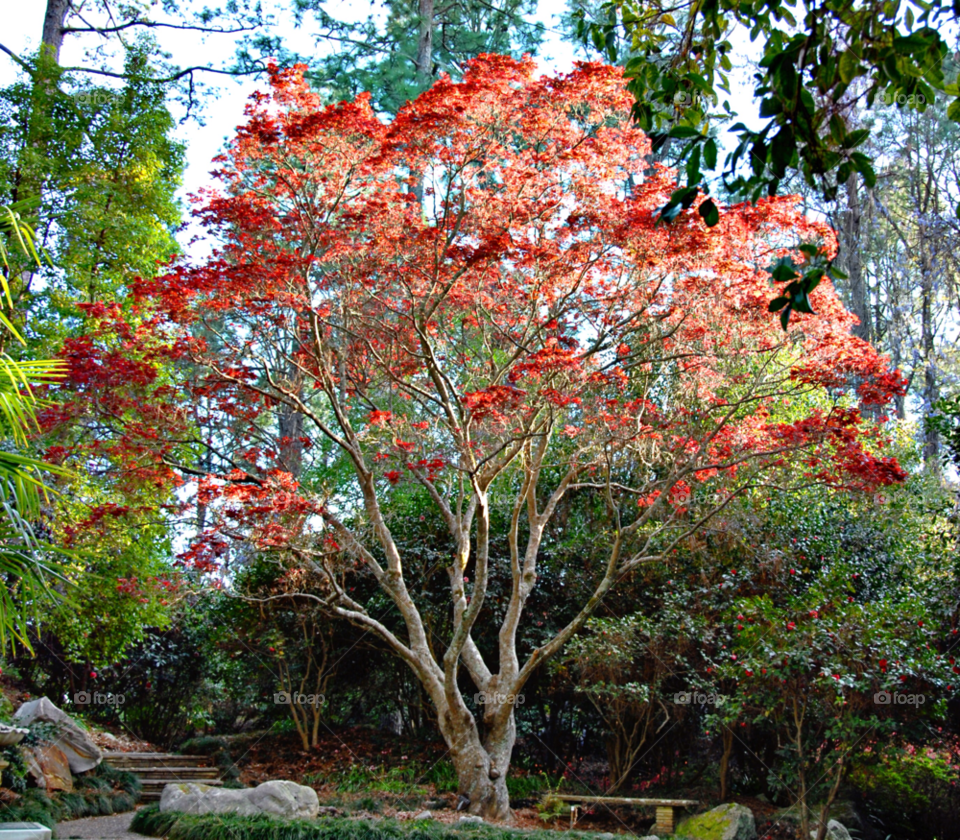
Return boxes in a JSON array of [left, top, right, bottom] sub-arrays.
[[0, 1, 959, 839]]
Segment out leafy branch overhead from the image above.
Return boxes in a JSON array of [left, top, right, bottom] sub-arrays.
[[576, 0, 960, 326]]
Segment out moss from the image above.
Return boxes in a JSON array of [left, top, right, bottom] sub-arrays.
[[677, 803, 749, 840]]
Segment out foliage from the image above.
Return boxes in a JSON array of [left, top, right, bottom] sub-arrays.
[[0, 740, 29, 793], [0, 203, 70, 651], [573, 0, 960, 326], [0, 44, 183, 347], [927, 396, 960, 468], [850, 744, 960, 839], [31, 470, 176, 669], [559, 608, 697, 791], [272, 0, 545, 115], [573, 0, 959, 213]]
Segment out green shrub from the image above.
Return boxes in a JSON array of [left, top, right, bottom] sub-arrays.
[[851, 749, 960, 840], [0, 743, 30, 793], [179, 734, 243, 785], [505, 773, 560, 800]]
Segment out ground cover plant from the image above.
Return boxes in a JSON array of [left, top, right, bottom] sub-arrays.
[[132, 806, 629, 840], [0, 760, 140, 828]]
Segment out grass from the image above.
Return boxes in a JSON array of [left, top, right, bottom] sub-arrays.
[[132, 806, 619, 839], [311, 760, 554, 801], [0, 760, 141, 828]]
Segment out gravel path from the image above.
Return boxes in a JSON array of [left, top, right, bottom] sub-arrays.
[[54, 809, 147, 839]]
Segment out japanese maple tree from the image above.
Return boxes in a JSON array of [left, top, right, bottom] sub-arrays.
[[57, 56, 908, 818]]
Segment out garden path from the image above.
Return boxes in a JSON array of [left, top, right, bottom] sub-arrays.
[[54, 808, 146, 839]]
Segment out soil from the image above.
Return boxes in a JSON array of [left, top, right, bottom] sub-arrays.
[[90, 724, 157, 754]]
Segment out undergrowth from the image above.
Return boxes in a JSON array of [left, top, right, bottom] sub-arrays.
[[179, 734, 244, 787], [132, 806, 617, 839], [0, 760, 141, 828]]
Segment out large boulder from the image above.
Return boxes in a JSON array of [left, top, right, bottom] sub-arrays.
[[24, 744, 73, 792], [160, 780, 319, 820], [13, 697, 102, 773], [678, 803, 756, 840], [810, 821, 853, 840]]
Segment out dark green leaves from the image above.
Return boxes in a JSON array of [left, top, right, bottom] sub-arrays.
[[765, 249, 839, 329], [698, 198, 720, 226], [576, 0, 960, 323]]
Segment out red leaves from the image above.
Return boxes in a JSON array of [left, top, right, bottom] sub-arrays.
[[463, 385, 527, 422], [51, 54, 911, 578]]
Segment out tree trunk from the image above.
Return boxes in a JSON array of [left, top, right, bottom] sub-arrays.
[[441, 704, 515, 820], [838, 174, 869, 343], [719, 727, 734, 801], [278, 400, 304, 478], [919, 236, 940, 470], [415, 0, 435, 86], [41, 0, 70, 61]]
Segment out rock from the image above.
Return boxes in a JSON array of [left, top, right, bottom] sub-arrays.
[[247, 780, 319, 820], [810, 820, 852, 840], [0, 723, 29, 747], [13, 697, 102, 773], [414, 811, 434, 820], [161, 784, 255, 817], [159, 780, 319, 820], [458, 814, 484, 823], [678, 803, 757, 840], [24, 744, 72, 792], [23, 750, 45, 790]]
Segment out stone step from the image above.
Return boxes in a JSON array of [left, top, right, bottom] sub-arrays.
[[111, 767, 220, 775], [137, 776, 223, 784], [102, 751, 222, 802], [103, 752, 211, 766]]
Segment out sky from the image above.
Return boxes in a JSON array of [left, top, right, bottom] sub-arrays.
[[0, 0, 762, 207]]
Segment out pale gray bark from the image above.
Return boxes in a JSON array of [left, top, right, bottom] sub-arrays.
[[41, 0, 71, 62]]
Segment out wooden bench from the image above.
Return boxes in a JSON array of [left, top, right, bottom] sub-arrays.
[[555, 795, 699, 835]]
